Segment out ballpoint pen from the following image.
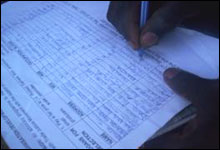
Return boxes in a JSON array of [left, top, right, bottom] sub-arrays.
[[138, 1, 149, 59]]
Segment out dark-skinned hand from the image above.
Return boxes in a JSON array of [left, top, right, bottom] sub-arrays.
[[143, 68, 219, 149]]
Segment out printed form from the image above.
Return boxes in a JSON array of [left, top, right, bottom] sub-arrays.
[[1, 1, 219, 149]]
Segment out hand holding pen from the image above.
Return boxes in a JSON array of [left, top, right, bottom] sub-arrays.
[[107, 1, 198, 50]]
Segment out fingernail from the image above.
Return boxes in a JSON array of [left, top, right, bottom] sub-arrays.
[[128, 41, 138, 50], [141, 32, 158, 47], [164, 68, 180, 80]]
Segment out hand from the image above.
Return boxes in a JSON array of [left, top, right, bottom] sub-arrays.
[[107, 2, 198, 49], [143, 68, 219, 149]]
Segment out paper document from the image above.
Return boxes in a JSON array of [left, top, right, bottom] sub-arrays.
[[1, 1, 219, 149]]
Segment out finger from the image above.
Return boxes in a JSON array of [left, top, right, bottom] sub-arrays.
[[107, 1, 140, 49], [118, 2, 140, 49], [124, 22, 140, 50], [125, 2, 140, 49]]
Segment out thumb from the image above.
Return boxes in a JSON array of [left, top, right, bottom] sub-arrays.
[[163, 68, 215, 108], [140, 3, 182, 48]]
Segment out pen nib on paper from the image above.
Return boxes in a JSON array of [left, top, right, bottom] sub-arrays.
[[138, 49, 145, 61]]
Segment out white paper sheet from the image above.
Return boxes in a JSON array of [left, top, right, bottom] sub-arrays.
[[1, 1, 219, 149]]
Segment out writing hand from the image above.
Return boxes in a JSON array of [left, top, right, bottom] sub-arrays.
[[107, 2, 197, 49]]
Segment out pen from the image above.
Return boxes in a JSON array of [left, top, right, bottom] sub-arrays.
[[138, 1, 149, 59]]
